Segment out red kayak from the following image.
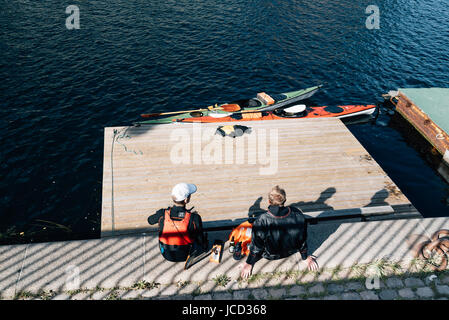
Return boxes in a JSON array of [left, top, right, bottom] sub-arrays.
[[175, 104, 376, 123]]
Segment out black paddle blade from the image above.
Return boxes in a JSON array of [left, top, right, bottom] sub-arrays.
[[184, 249, 211, 270], [184, 238, 211, 270]]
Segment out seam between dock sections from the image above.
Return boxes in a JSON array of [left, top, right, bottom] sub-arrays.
[[143, 234, 146, 280], [14, 244, 29, 297]]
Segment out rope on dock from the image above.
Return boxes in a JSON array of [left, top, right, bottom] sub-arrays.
[[114, 127, 143, 155]]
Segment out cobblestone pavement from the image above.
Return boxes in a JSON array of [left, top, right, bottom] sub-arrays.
[[6, 259, 449, 301]]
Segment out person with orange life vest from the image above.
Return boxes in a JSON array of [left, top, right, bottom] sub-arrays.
[[148, 183, 207, 262], [240, 186, 319, 279]]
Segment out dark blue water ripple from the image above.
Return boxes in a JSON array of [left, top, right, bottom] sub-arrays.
[[1, 0, 449, 243]]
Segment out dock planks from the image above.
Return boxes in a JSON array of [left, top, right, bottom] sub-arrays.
[[101, 118, 416, 237]]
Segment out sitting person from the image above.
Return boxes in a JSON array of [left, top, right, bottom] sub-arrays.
[[148, 183, 207, 262], [240, 186, 319, 279]]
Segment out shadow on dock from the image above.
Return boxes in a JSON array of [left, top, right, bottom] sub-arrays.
[[363, 189, 390, 207]]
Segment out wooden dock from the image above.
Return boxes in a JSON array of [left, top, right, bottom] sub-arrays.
[[387, 88, 449, 182], [101, 118, 419, 237], [391, 88, 449, 158]]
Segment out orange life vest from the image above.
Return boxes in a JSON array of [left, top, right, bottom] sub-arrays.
[[159, 208, 194, 246], [228, 221, 253, 256]]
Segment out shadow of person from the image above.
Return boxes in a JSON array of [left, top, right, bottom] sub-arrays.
[[248, 196, 268, 223], [305, 188, 394, 265], [289, 187, 336, 213], [285, 187, 339, 258], [363, 189, 390, 207]]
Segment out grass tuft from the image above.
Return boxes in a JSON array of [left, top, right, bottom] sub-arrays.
[[132, 280, 160, 290], [213, 274, 231, 287]]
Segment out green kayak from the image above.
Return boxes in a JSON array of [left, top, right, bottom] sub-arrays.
[[136, 85, 322, 124]]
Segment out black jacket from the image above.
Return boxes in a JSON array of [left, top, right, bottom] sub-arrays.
[[246, 205, 308, 265]]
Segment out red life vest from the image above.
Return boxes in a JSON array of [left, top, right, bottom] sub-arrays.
[[159, 208, 194, 246]]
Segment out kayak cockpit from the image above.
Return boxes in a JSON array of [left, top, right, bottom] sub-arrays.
[[229, 98, 262, 109], [273, 104, 308, 118], [189, 111, 204, 117]]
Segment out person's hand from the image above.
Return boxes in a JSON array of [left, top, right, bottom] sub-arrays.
[[240, 262, 253, 280], [306, 255, 319, 272]]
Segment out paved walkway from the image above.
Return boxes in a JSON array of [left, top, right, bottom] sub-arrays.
[[1, 217, 449, 300], [11, 261, 449, 300]]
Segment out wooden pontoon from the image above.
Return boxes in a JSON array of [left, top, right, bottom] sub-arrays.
[[389, 88, 449, 158], [386, 88, 449, 181], [101, 118, 419, 237]]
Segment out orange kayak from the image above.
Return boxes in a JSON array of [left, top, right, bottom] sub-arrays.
[[175, 105, 376, 123]]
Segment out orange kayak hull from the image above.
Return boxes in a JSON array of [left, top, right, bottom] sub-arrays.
[[176, 105, 376, 123]]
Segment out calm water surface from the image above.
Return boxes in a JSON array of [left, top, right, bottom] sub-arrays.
[[1, 0, 449, 243]]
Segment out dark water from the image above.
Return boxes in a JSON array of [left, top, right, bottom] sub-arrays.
[[1, 0, 449, 243]]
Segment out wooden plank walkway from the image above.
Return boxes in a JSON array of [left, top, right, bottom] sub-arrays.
[[101, 118, 417, 237]]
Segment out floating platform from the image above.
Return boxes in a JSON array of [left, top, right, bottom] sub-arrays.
[[101, 118, 420, 237], [387, 88, 449, 181], [390, 88, 449, 157]]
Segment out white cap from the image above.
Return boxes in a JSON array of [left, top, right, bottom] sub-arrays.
[[171, 183, 197, 201], [284, 104, 306, 113]]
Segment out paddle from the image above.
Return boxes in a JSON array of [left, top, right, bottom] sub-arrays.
[[140, 104, 241, 118]]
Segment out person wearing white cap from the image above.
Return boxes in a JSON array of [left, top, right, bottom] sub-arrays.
[[171, 183, 197, 202], [148, 183, 207, 262]]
